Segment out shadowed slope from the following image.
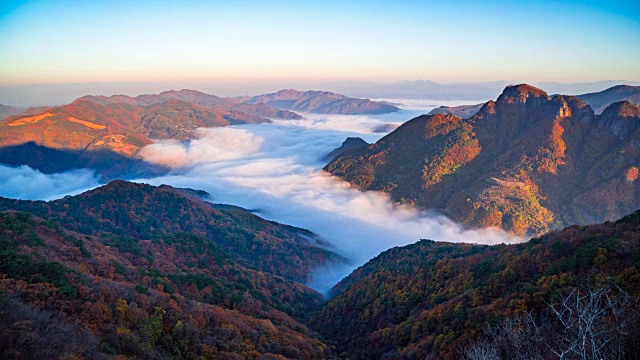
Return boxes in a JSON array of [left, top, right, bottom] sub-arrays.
[[0, 142, 169, 181], [577, 85, 640, 114]]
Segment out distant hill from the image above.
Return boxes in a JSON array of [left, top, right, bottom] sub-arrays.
[[0, 95, 278, 155], [0, 89, 302, 174], [312, 210, 640, 359], [427, 102, 484, 119], [0, 104, 22, 119], [0, 204, 336, 358], [84, 89, 301, 120], [239, 89, 400, 114], [577, 85, 640, 114], [326, 84, 640, 236]]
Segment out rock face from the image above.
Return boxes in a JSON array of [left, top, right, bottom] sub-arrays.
[[596, 100, 640, 140], [428, 103, 484, 119], [323, 137, 369, 162], [241, 89, 400, 115], [325, 84, 640, 236], [577, 85, 640, 114]]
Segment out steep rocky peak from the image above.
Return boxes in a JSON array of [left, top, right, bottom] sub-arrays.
[[602, 100, 640, 118], [496, 84, 550, 107], [473, 100, 496, 117], [552, 95, 594, 124], [597, 101, 640, 140]]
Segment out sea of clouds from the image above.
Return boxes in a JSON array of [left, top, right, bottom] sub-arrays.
[[0, 100, 522, 293]]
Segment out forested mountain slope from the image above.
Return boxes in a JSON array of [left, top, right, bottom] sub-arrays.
[[0, 210, 335, 359], [326, 84, 640, 236], [312, 210, 640, 359], [0, 180, 344, 283]]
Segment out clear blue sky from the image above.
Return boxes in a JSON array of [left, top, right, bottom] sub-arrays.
[[0, 0, 638, 84]]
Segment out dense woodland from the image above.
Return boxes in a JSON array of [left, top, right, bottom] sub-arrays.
[[0, 209, 334, 359], [313, 210, 640, 359], [0, 180, 343, 284], [0, 180, 638, 359]]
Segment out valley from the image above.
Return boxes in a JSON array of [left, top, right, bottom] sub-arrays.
[[0, 84, 638, 359], [2, 1, 639, 358]]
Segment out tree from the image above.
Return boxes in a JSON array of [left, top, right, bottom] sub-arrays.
[[546, 284, 636, 360], [461, 283, 639, 360]]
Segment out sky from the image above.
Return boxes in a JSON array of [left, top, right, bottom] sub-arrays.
[[0, 0, 639, 84]]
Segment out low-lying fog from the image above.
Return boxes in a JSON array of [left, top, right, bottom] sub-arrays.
[[0, 99, 522, 293]]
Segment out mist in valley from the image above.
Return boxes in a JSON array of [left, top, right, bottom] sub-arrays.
[[0, 101, 523, 293]]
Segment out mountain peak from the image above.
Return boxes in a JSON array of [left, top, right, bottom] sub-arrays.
[[245, 89, 399, 115], [162, 89, 205, 95], [498, 84, 549, 103], [326, 84, 639, 236], [601, 100, 640, 116], [598, 101, 640, 139], [88, 179, 149, 194], [276, 89, 300, 95]]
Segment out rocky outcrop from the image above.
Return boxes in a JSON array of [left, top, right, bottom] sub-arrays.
[[323, 137, 369, 161], [325, 84, 640, 236], [428, 103, 484, 119]]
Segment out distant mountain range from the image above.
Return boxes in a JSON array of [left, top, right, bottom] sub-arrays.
[[0, 104, 22, 119], [578, 85, 640, 114], [326, 84, 640, 236], [4, 80, 639, 106], [237, 89, 400, 114], [0, 90, 286, 159]]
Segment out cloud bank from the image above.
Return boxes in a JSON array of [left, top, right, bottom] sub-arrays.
[[0, 102, 523, 293], [135, 106, 522, 293], [0, 165, 100, 201]]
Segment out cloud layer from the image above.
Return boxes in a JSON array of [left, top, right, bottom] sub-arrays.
[[135, 106, 522, 292], [0, 102, 522, 293], [0, 165, 100, 201]]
